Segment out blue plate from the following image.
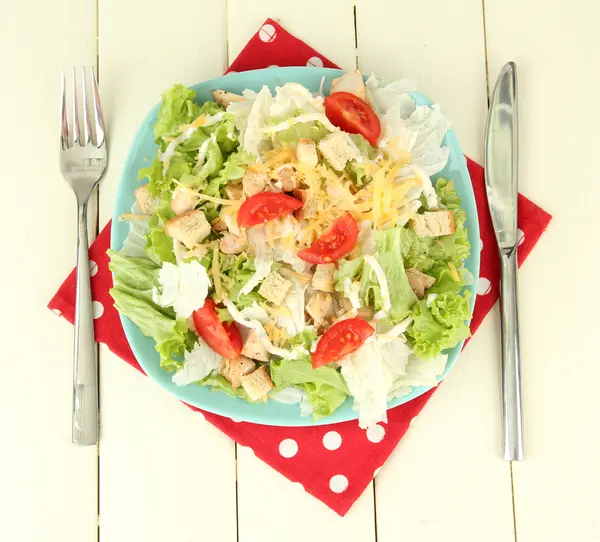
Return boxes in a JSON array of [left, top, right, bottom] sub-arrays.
[[111, 67, 480, 426]]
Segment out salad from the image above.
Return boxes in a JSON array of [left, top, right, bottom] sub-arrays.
[[109, 70, 472, 429]]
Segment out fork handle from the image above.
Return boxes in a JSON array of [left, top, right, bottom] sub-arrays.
[[72, 201, 99, 445]]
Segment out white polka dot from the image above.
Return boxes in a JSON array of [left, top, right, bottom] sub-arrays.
[[52, 308, 62, 316], [291, 482, 305, 492], [322, 431, 342, 450], [373, 467, 382, 478], [239, 445, 255, 456], [231, 417, 242, 423], [517, 228, 525, 246], [267, 64, 279, 68], [410, 416, 417, 426], [477, 277, 492, 296], [479, 238, 484, 251], [196, 411, 206, 421], [329, 474, 348, 493], [92, 301, 104, 319], [279, 438, 298, 458], [306, 56, 324, 67], [258, 23, 277, 43], [366, 424, 386, 443], [89, 260, 98, 277], [227, 70, 238, 74]]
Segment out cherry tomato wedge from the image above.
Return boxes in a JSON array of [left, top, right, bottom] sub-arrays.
[[192, 299, 243, 359], [298, 213, 359, 264], [237, 192, 303, 228], [324, 91, 381, 146], [312, 318, 375, 368]]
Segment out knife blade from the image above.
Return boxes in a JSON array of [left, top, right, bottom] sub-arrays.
[[484, 61, 524, 461]]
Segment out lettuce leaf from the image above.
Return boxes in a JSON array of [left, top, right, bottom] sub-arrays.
[[154, 84, 199, 141], [273, 121, 329, 145], [146, 204, 176, 265], [199, 373, 258, 402]]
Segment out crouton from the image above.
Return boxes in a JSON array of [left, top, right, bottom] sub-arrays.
[[221, 356, 256, 389], [219, 233, 246, 255], [296, 138, 318, 167], [312, 264, 335, 293], [134, 184, 160, 214], [258, 272, 292, 305], [165, 210, 211, 249], [240, 329, 270, 362], [318, 132, 357, 171], [242, 170, 269, 197], [410, 210, 455, 237], [406, 268, 436, 299], [240, 366, 273, 401], [273, 165, 299, 192], [224, 183, 244, 200], [306, 292, 334, 325], [293, 189, 318, 220], [170, 186, 199, 215], [330, 70, 367, 101], [212, 89, 245, 108]]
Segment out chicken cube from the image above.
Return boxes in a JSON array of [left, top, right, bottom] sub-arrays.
[[240, 329, 270, 362], [165, 210, 211, 249], [219, 233, 246, 255], [221, 356, 256, 389], [293, 189, 318, 220], [134, 184, 160, 214], [296, 138, 318, 167], [211, 217, 228, 232], [273, 165, 299, 192], [330, 70, 367, 101], [258, 272, 292, 305], [410, 210, 455, 237], [224, 183, 244, 200], [240, 366, 274, 401], [306, 292, 334, 325], [212, 89, 245, 107], [312, 264, 335, 293], [406, 268, 436, 299], [170, 186, 200, 215], [318, 131, 358, 171], [242, 170, 269, 197]]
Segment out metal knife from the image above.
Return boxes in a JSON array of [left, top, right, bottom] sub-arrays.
[[484, 61, 524, 461]]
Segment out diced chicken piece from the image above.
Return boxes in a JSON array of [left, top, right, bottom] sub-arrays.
[[406, 268, 436, 299], [212, 89, 245, 107], [219, 233, 246, 254], [306, 292, 334, 325], [273, 165, 299, 192], [258, 272, 292, 305], [330, 70, 367, 101], [221, 356, 256, 389], [240, 329, 269, 362], [134, 184, 160, 214], [337, 296, 353, 314], [224, 183, 244, 200], [165, 210, 211, 249], [211, 217, 228, 232], [293, 189, 318, 220], [318, 131, 357, 171], [242, 170, 269, 197], [240, 366, 274, 401], [356, 306, 374, 321], [410, 210, 455, 237], [170, 186, 199, 215], [296, 138, 318, 167], [312, 264, 335, 293]]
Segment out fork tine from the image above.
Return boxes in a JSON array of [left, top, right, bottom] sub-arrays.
[[60, 69, 70, 150], [81, 67, 92, 145], [71, 67, 80, 145], [91, 67, 105, 147]]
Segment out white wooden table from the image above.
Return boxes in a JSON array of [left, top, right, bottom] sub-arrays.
[[2, 1, 599, 540]]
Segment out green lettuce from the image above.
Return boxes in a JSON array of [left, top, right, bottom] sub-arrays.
[[154, 84, 199, 141], [273, 121, 329, 145], [199, 373, 259, 402], [146, 204, 176, 265]]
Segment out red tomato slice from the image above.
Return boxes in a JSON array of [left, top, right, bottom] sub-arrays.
[[192, 299, 243, 359], [312, 318, 375, 368], [237, 192, 303, 228], [297, 213, 359, 264], [324, 91, 381, 146]]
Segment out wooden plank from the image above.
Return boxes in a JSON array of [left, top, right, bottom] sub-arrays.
[[356, 1, 516, 540], [227, 3, 376, 540], [484, 1, 600, 541], [0, 2, 98, 541], [96, 1, 237, 540]]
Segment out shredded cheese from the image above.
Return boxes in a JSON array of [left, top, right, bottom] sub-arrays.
[[196, 193, 242, 206]]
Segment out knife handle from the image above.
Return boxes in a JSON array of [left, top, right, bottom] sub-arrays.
[[499, 249, 524, 460]]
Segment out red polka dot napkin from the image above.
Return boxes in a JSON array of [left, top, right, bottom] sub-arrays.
[[48, 19, 552, 516]]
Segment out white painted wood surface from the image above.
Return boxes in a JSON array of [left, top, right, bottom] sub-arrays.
[[2, 0, 598, 540]]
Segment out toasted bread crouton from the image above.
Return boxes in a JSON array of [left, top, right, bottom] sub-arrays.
[[312, 264, 335, 293], [306, 292, 334, 325], [240, 366, 273, 401], [170, 186, 199, 215], [212, 89, 245, 107], [165, 210, 211, 249], [330, 70, 367, 101], [134, 184, 160, 214], [258, 272, 292, 305], [240, 329, 270, 362], [242, 170, 269, 197], [296, 138, 318, 167], [273, 165, 299, 192], [219, 233, 246, 255], [406, 268, 436, 299], [410, 210, 455, 237], [293, 189, 318, 220], [221, 356, 256, 389], [224, 183, 244, 200], [318, 132, 357, 171]]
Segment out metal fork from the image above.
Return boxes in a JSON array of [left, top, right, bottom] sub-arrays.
[[59, 67, 108, 445]]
